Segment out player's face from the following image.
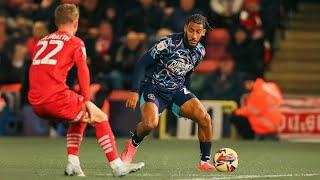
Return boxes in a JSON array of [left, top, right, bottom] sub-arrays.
[[184, 22, 206, 48]]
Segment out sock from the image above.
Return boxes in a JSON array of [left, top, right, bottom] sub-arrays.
[[67, 121, 87, 156], [68, 154, 80, 165], [200, 141, 212, 162], [131, 130, 144, 147], [95, 120, 119, 162]]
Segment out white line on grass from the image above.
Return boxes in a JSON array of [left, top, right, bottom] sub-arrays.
[[96, 173, 320, 179], [179, 173, 320, 179]]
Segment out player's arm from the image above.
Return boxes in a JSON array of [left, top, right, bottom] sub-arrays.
[[126, 37, 170, 109], [74, 44, 90, 102], [126, 52, 156, 109]]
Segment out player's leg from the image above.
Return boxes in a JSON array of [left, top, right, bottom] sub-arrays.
[[83, 101, 144, 176], [174, 88, 215, 171], [65, 120, 87, 176], [32, 100, 88, 177], [121, 91, 164, 164], [134, 102, 159, 145], [35, 90, 144, 177]]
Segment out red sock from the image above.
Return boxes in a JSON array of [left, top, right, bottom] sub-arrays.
[[66, 121, 87, 156], [95, 120, 118, 162]]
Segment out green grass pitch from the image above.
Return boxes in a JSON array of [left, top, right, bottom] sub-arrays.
[[0, 137, 320, 180]]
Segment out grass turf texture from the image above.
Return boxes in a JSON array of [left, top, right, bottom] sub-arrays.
[[0, 137, 320, 180]]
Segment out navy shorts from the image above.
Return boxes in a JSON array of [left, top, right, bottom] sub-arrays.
[[140, 84, 196, 117]]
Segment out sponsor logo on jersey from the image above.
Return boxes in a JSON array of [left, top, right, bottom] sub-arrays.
[[167, 60, 193, 76]]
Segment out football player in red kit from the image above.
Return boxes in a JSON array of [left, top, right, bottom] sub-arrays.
[[28, 4, 144, 177]]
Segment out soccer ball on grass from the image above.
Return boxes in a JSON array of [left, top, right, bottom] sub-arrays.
[[213, 148, 239, 172]]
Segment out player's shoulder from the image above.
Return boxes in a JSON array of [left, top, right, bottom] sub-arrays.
[[70, 36, 85, 47], [153, 34, 174, 53], [167, 32, 184, 45], [156, 32, 183, 50], [195, 42, 205, 57]]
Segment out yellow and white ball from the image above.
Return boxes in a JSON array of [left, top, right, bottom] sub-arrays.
[[213, 148, 239, 172]]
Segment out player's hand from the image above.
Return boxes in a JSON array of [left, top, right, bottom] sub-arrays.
[[84, 101, 95, 124], [126, 92, 139, 110]]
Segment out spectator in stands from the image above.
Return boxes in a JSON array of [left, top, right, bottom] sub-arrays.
[[2, 44, 28, 84], [240, 0, 267, 77], [208, 0, 243, 31], [229, 26, 259, 80], [5, 0, 38, 19], [9, 14, 31, 43], [0, 15, 11, 85], [78, 0, 105, 37], [26, 21, 48, 58], [201, 59, 243, 104], [115, 31, 146, 89], [33, 0, 59, 32], [123, 0, 163, 36], [148, 28, 173, 48], [88, 21, 121, 90], [163, 0, 202, 33], [260, 0, 281, 56], [233, 78, 283, 140], [97, 0, 122, 36]]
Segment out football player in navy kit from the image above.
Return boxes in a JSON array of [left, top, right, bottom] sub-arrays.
[[121, 14, 216, 171]]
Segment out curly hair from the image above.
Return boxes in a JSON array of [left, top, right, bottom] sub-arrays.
[[185, 14, 212, 30]]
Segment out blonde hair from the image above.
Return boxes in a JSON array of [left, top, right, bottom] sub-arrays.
[[54, 4, 79, 26]]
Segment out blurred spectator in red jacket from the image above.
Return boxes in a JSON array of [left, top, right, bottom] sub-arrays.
[[234, 78, 283, 140]]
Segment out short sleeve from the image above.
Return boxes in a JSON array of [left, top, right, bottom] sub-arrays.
[[149, 37, 172, 60]]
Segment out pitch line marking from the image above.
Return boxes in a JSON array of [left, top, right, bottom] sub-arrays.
[[96, 173, 320, 179]]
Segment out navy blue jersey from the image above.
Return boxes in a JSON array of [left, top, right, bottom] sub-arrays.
[[132, 32, 205, 93]]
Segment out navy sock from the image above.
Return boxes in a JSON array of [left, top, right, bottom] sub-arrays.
[[200, 141, 212, 162], [131, 130, 144, 147]]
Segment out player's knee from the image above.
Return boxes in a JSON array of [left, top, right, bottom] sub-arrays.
[[199, 113, 212, 128]]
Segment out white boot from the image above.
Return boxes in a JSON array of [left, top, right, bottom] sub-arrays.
[[110, 158, 144, 177], [64, 155, 85, 177]]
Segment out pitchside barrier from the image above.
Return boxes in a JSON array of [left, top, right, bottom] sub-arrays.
[[159, 100, 238, 140], [279, 96, 320, 139]]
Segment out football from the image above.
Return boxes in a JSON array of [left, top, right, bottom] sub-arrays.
[[213, 148, 239, 172]]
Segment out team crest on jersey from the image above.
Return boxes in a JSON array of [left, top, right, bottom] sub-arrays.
[[147, 93, 155, 100]]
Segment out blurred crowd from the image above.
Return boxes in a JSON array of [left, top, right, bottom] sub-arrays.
[[0, 0, 299, 136]]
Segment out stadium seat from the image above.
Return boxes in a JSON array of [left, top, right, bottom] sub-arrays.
[[205, 28, 230, 60], [195, 59, 220, 74], [0, 83, 22, 92]]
